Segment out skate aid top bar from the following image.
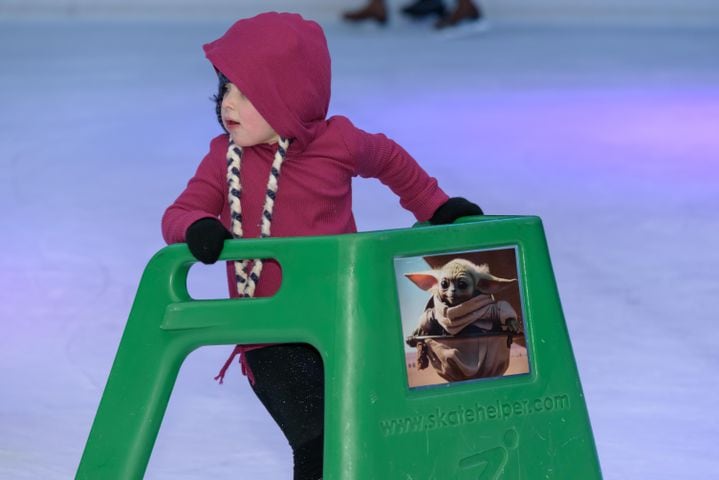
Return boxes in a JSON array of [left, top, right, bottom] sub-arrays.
[[76, 215, 602, 479]]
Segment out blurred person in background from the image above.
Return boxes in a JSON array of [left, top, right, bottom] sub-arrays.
[[343, 0, 483, 29]]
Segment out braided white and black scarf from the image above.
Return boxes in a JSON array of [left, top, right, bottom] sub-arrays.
[[226, 137, 290, 297]]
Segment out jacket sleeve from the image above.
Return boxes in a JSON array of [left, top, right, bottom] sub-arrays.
[[161, 136, 228, 244], [347, 125, 449, 222]]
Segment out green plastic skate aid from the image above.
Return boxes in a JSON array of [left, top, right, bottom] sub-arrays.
[[76, 216, 602, 479]]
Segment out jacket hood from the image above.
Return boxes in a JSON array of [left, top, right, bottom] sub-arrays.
[[203, 12, 331, 151]]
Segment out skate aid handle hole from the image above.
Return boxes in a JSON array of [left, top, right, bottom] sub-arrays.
[[184, 238, 286, 301], [162, 234, 334, 345]]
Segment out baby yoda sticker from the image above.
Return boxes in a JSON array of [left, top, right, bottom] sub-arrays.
[[394, 247, 530, 389]]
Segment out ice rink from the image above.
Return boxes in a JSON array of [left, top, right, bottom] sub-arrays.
[[1, 4, 718, 479]]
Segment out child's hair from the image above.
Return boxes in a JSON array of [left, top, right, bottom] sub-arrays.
[[212, 71, 230, 132]]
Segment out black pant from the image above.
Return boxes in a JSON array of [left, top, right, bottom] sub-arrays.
[[244, 344, 324, 480]]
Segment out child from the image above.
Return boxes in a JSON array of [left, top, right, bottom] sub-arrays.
[[161, 12, 482, 480]]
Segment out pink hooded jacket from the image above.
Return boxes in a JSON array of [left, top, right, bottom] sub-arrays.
[[161, 12, 449, 381]]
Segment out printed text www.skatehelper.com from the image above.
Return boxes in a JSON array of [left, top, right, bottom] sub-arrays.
[[380, 394, 570, 436]]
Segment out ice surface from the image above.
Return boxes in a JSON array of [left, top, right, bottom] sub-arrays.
[[1, 8, 717, 479]]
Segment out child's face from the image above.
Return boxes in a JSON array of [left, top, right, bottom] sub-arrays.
[[221, 83, 279, 147]]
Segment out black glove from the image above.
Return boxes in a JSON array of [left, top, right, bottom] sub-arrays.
[[429, 197, 484, 225], [185, 217, 233, 264]]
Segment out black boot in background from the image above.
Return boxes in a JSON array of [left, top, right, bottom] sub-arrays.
[[401, 0, 447, 18]]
